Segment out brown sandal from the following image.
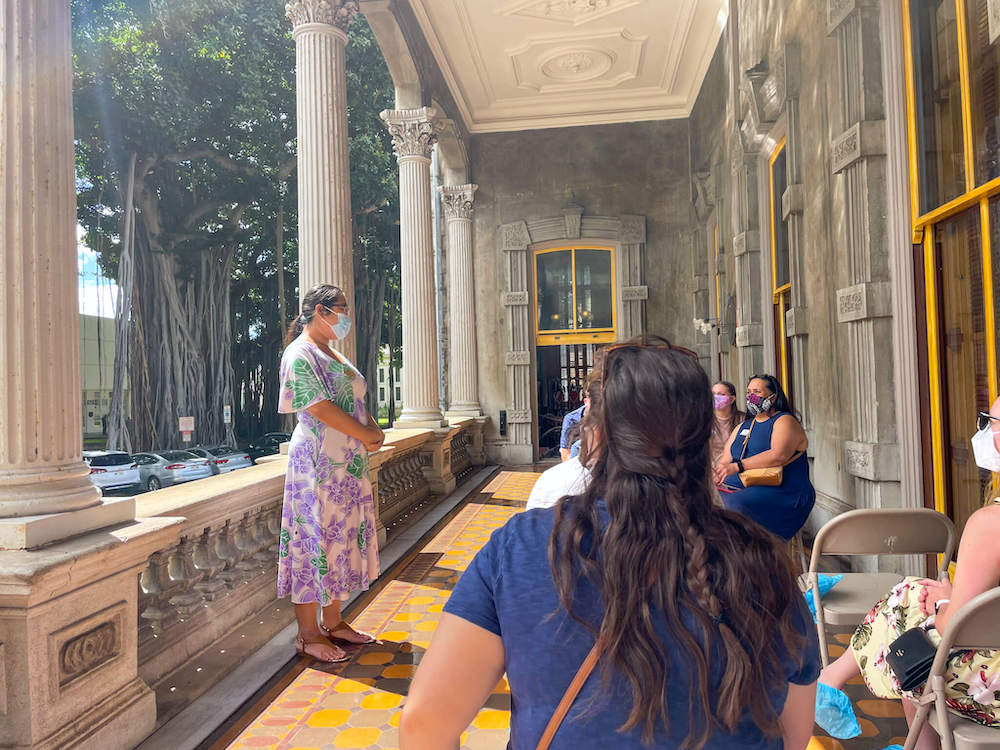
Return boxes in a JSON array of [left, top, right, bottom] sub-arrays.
[[295, 636, 349, 663], [320, 620, 376, 645]]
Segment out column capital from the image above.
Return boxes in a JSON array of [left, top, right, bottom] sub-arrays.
[[285, 0, 358, 32], [440, 184, 478, 220], [381, 107, 443, 160]]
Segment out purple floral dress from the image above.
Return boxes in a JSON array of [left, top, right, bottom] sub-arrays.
[[276, 338, 379, 605]]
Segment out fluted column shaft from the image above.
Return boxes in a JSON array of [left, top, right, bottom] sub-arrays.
[[381, 108, 446, 428], [0, 0, 101, 517], [441, 185, 482, 416], [287, 0, 357, 361]]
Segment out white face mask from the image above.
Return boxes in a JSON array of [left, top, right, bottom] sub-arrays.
[[971, 425, 1000, 471]]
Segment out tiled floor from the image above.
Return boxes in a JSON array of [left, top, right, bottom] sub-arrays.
[[217, 469, 909, 750]]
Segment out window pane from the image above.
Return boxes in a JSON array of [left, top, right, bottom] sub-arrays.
[[536, 250, 573, 331], [574, 249, 613, 329], [771, 147, 790, 289], [965, 0, 1000, 186], [936, 207, 987, 535], [911, 0, 967, 211]]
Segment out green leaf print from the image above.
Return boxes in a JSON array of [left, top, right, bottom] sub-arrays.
[[328, 359, 345, 375], [858, 654, 868, 671], [953, 683, 970, 695], [335, 381, 354, 414], [358, 521, 367, 554], [279, 528, 291, 557], [346, 453, 365, 479], [853, 622, 872, 651], [310, 549, 329, 577], [290, 358, 325, 409]]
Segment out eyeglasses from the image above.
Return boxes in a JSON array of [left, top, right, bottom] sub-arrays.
[[978, 411, 1000, 431], [322, 304, 349, 314]]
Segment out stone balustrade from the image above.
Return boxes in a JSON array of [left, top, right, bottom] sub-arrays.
[[132, 418, 486, 689]]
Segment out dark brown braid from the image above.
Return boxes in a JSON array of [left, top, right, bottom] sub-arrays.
[[549, 343, 807, 747]]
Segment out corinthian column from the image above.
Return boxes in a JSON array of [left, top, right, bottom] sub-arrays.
[[0, 0, 136, 549], [286, 0, 357, 362], [441, 185, 482, 418], [381, 108, 447, 428]]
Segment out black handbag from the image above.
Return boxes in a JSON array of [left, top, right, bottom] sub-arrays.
[[886, 628, 938, 692]]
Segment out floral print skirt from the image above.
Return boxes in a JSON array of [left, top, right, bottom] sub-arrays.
[[850, 577, 1000, 727]]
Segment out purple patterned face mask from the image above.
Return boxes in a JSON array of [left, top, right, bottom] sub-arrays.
[[713, 394, 733, 410], [745, 392, 773, 417]]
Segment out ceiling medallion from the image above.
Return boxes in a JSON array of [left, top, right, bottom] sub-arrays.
[[503, 0, 643, 26], [540, 48, 614, 81]]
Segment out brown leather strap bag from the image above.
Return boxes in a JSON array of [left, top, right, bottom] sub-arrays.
[[535, 640, 603, 750]]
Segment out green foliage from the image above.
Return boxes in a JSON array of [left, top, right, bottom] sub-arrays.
[[73, 0, 399, 440]]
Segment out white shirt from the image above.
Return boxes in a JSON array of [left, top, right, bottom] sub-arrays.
[[526, 457, 591, 511]]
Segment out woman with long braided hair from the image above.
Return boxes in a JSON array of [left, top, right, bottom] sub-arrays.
[[401, 338, 820, 749]]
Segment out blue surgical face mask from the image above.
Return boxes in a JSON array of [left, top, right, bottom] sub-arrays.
[[322, 306, 352, 340]]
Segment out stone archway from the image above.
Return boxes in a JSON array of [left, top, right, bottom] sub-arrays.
[[498, 208, 647, 462]]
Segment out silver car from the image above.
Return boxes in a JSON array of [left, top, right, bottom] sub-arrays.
[[188, 445, 253, 475], [132, 450, 213, 491], [82, 451, 141, 492]]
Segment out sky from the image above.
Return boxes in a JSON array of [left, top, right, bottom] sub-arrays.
[[78, 224, 118, 318]]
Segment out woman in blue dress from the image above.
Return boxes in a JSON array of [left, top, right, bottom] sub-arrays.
[[713, 374, 815, 540]]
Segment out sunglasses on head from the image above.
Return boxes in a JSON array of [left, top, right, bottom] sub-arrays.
[[978, 411, 1000, 431]]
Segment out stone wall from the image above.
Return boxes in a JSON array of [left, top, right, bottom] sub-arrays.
[[687, 0, 919, 555], [469, 121, 696, 462]]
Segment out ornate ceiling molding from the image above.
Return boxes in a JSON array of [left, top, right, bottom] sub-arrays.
[[500, 0, 644, 26], [285, 0, 358, 31]]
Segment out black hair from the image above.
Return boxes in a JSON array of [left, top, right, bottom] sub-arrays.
[[747, 373, 799, 421], [284, 284, 345, 346]]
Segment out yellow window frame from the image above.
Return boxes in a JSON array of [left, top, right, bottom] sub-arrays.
[[533, 245, 617, 346], [769, 137, 792, 390], [902, 0, 1000, 516]]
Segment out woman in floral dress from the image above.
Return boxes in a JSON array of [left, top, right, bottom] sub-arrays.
[[277, 284, 384, 662], [818, 398, 1000, 748]]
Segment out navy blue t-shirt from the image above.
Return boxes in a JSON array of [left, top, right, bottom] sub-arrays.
[[444, 506, 820, 749]]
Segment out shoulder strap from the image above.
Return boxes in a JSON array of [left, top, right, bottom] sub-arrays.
[[739, 418, 756, 461], [536, 640, 602, 750]]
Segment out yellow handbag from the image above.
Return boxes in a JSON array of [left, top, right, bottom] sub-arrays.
[[737, 419, 784, 487]]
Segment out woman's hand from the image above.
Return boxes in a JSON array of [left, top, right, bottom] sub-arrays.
[[917, 577, 953, 617], [713, 461, 738, 485], [363, 424, 385, 453]]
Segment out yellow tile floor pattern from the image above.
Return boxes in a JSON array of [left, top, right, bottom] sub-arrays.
[[480, 470, 543, 500], [224, 471, 908, 750]]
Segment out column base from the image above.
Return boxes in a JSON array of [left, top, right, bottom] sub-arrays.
[[394, 409, 448, 430], [0, 496, 136, 550], [445, 408, 483, 421]]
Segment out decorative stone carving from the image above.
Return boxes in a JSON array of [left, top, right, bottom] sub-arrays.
[[563, 202, 584, 238], [831, 121, 886, 174], [59, 619, 120, 687], [622, 285, 648, 301], [785, 306, 810, 337], [380, 108, 443, 160], [505, 351, 531, 366], [619, 214, 646, 243], [782, 184, 804, 218], [735, 323, 763, 348], [693, 171, 716, 221], [502, 291, 529, 306], [440, 184, 477, 220], [844, 440, 900, 481], [827, 0, 864, 33], [507, 409, 532, 424], [500, 221, 531, 251], [285, 0, 359, 31], [836, 282, 892, 323], [542, 50, 613, 81], [732, 230, 759, 257]]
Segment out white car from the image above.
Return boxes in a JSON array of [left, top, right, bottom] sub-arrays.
[[188, 445, 254, 475], [82, 451, 140, 492]]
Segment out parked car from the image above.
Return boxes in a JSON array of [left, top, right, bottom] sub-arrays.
[[131, 450, 213, 491], [247, 432, 291, 462], [82, 451, 140, 492], [189, 445, 253, 475]]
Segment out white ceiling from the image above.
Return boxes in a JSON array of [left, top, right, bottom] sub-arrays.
[[406, 0, 728, 133]]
